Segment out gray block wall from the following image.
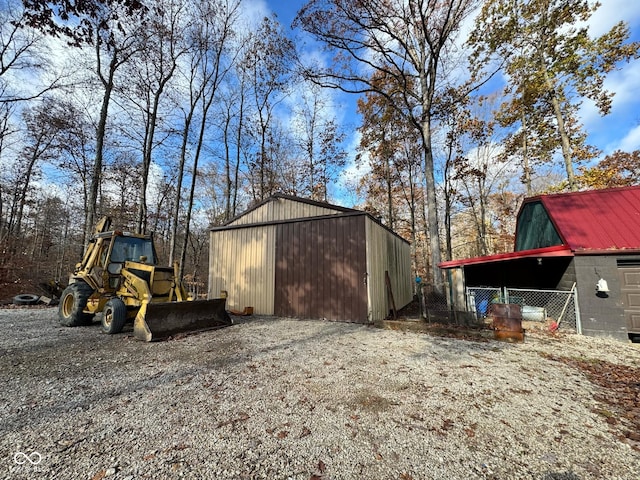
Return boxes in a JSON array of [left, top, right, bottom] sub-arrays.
[[574, 255, 627, 341]]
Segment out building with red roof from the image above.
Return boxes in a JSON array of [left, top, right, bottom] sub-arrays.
[[439, 186, 640, 342]]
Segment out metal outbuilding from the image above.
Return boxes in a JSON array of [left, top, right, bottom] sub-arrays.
[[440, 185, 640, 342], [208, 194, 412, 323]]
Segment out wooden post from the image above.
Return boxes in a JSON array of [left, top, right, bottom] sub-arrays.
[[385, 271, 397, 319]]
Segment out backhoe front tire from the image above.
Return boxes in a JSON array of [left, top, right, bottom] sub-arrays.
[[102, 298, 127, 334], [58, 282, 94, 327]]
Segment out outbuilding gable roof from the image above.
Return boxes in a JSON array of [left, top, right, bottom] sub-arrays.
[[521, 185, 640, 253], [440, 185, 640, 270], [223, 193, 358, 227], [216, 193, 410, 245]]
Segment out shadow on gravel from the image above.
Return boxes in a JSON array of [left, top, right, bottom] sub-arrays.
[[542, 471, 581, 480], [0, 314, 523, 441], [0, 317, 358, 435]]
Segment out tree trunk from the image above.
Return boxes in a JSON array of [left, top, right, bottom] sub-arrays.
[[87, 50, 118, 246], [179, 85, 218, 280], [223, 106, 232, 221], [136, 59, 177, 234], [420, 120, 443, 294], [477, 176, 487, 256], [521, 111, 532, 195], [232, 88, 245, 219], [543, 68, 576, 191], [14, 152, 39, 241], [170, 108, 194, 264], [549, 91, 577, 191]]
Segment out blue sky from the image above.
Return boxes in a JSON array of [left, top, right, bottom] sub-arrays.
[[250, 0, 640, 201]]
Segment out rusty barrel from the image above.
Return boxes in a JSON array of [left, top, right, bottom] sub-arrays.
[[490, 303, 524, 342]]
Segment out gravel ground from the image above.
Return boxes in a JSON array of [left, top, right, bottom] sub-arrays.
[[1, 307, 639, 480]]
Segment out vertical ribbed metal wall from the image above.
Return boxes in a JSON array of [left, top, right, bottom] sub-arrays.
[[274, 215, 368, 322], [209, 225, 276, 314]]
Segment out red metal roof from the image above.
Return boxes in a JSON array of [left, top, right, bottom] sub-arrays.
[[528, 185, 640, 253], [439, 186, 640, 269]]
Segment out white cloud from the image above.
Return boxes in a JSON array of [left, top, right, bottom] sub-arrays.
[[238, 0, 270, 25], [574, 1, 640, 156], [587, 0, 640, 37], [579, 58, 640, 132], [616, 124, 640, 152]]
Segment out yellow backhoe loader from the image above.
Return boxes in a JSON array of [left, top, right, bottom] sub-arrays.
[[58, 216, 231, 341]]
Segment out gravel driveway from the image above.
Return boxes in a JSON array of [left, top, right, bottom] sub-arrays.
[[1, 307, 639, 480]]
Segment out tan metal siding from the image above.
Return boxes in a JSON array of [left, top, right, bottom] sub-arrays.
[[229, 197, 344, 226], [209, 226, 276, 314], [365, 218, 412, 321]]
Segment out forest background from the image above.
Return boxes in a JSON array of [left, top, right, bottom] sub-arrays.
[[1, 0, 639, 301]]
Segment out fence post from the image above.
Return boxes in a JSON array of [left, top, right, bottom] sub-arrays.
[[574, 288, 582, 335]]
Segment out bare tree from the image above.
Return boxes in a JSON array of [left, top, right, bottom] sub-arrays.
[[177, 0, 240, 280], [242, 16, 296, 202], [219, 83, 245, 221], [4, 99, 64, 244], [293, 82, 348, 202], [295, 0, 481, 293], [19, 0, 148, 243], [118, 0, 189, 234], [1, 0, 62, 104]]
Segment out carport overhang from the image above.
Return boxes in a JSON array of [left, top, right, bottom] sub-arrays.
[[439, 245, 574, 289]]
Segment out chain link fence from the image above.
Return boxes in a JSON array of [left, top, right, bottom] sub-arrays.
[[420, 285, 485, 327], [467, 287, 579, 332]]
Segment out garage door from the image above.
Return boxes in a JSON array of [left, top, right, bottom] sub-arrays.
[[274, 215, 368, 323], [618, 263, 640, 334]]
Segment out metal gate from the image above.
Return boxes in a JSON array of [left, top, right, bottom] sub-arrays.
[[467, 286, 581, 333]]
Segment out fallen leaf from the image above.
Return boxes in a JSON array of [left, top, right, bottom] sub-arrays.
[[626, 431, 640, 441], [91, 470, 106, 480], [216, 412, 250, 428], [299, 427, 312, 438], [318, 460, 326, 473], [277, 430, 289, 439]]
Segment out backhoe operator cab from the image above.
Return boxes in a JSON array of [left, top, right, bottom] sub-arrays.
[[59, 216, 231, 341], [99, 233, 157, 287]]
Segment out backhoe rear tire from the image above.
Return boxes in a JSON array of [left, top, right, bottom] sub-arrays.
[[58, 282, 94, 327], [102, 298, 127, 334]]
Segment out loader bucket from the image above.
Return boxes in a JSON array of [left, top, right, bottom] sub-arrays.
[[133, 298, 232, 342]]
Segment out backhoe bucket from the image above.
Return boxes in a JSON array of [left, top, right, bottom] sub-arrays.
[[133, 298, 232, 342]]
